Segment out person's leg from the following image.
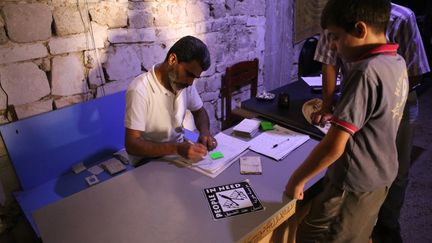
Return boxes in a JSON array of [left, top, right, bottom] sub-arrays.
[[374, 91, 418, 242], [297, 180, 388, 243], [296, 179, 345, 243], [325, 187, 388, 243]]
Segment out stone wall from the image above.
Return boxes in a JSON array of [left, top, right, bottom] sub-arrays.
[[0, 0, 269, 224]]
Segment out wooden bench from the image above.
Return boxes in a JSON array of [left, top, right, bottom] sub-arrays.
[[0, 91, 133, 235]]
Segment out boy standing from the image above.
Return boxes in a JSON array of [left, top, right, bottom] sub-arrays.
[[285, 0, 409, 242]]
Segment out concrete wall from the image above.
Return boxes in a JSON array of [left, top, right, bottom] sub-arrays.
[[0, 0, 307, 234]]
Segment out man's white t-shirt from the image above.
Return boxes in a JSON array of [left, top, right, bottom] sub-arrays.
[[125, 65, 203, 164]]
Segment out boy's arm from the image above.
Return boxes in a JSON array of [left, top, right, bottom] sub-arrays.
[[311, 64, 339, 125], [285, 125, 351, 199]]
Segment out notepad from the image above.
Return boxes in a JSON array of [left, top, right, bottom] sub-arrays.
[[240, 156, 262, 175], [232, 118, 260, 138], [165, 132, 249, 178], [249, 125, 310, 160]]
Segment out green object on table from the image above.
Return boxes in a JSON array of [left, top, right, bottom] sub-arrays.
[[260, 121, 274, 131], [209, 151, 224, 160]]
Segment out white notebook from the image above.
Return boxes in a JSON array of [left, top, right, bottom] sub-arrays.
[[165, 132, 249, 178], [232, 118, 260, 138], [248, 125, 310, 161]]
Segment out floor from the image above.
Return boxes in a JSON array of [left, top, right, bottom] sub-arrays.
[[400, 81, 432, 243], [0, 84, 431, 243]]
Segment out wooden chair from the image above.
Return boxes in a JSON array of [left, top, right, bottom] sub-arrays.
[[221, 58, 259, 130]]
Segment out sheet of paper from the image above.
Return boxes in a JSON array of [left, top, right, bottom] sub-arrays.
[[166, 132, 250, 177], [302, 75, 340, 87], [248, 125, 310, 161]]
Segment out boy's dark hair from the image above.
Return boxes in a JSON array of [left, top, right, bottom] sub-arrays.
[[321, 0, 391, 34], [164, 36, 211, 71]]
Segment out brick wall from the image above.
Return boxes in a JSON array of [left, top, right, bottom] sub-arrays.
[[0, 0, 272, 212]]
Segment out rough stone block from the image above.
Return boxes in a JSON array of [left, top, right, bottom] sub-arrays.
[[231, 0, 265, 16], [96, 79, 133, 97], [108, 28, 156, 44], [128, 9, 153, 29], [138, 44, 165, 70], [0, 62, 50, 106], [155, 27, 177, 41], [52, 0, 99, 7], [194, 79, 205, 94], [247, 16, 266, 27], [51, 54, 88, 96], [3, 3, 52, 43], [89, 2, 128, 28], [103, 45, 142, 81], [0, 42, 48, 65], [54, 93, 92, 109], [206, 73, 221, 92], [49, 22, 107, 55], [201, 91, 219, 102], [14, 99, 53, 120], [209, 0, 226, 19], [85, 49, 107, 88], [53, 6, 87, 36], [186, 2, 210, 22], [0, 28, 7, 44]]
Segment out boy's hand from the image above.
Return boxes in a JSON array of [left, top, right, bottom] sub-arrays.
[[311, 108, 333, 127], [198, 133, 218, 151], [177, 141, 208, 161], [285, 176, 305, 200]]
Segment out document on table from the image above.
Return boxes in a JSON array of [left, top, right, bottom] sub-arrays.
[[165, 132, 249, 178], [302, 75, 340, 88], [248, 125, 310, 161]]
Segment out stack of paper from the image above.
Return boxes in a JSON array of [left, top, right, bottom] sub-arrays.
[[232, 118, 260, 138], [166, 132, 249, 178], [248, 125, 310, 160]]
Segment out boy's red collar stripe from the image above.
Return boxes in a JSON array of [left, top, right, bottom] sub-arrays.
[[359, 43, 399, 60]]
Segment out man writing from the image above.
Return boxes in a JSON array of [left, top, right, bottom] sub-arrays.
[[125, 36, 217, 166]]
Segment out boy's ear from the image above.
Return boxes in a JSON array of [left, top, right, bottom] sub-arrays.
[[354, 21, 367, 39]]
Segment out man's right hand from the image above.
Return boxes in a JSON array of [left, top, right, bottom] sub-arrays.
[[176, 141, 208, 162]]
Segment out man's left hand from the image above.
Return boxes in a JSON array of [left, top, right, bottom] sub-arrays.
[[199, 133, 218, 151]]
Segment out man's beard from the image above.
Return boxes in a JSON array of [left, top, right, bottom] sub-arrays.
[[168, 70, 181, 93]]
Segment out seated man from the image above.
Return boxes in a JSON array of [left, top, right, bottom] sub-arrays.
[[125, 36, 217, 166]]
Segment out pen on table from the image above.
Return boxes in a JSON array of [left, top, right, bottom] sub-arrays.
[[272, 138, 290, 148]]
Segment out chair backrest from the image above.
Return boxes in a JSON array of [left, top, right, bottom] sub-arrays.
[[221, 59, 258, 130], [298, 37, 322, 77]]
